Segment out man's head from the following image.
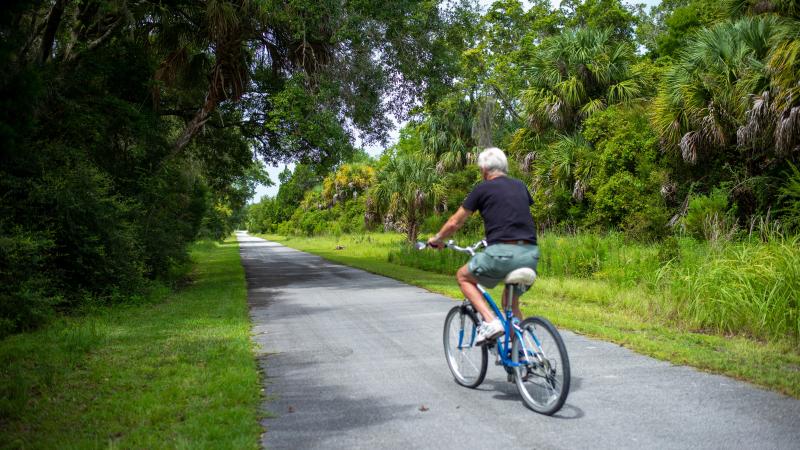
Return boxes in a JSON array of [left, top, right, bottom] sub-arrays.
[[477, 147, 508, 179]]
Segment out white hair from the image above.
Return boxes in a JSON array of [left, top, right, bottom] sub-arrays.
[[477, 147, 508, 175]]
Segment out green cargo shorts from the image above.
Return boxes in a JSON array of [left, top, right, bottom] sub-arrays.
[[467, 243, 539, 288]]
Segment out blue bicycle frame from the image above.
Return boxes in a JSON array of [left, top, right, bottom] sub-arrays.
[[459, 284, 542, 369]]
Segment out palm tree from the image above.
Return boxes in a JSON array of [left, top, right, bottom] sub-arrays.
[[531, 133, 595, 201], [521, 27, 641, 133], [764, 14, 800, 156], [419, 98, 479, 173], [651, 16, 781, 164], [373, 154, 446, 242], [145, 0, 269, 152], [725, 0, 800, 157]]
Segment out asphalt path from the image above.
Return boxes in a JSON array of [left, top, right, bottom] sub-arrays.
[[238, 232, 800, 450]]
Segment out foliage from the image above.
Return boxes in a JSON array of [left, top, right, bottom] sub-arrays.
[[0, 239, 261, 448], [522, 27, 641, 133], [681, 189, 736, 241], [321, 163, 376, 206], [778, 163, 800, 232], [648, 0, 728, 58], [0, 231, 57, 336], [374, 152, 447, 242], [583, 106, 670, 240], [563, 0, 640, 41], [658, 236, 800, 342], [1, 0, 464, 334], [245, 0, 800, 254], [652, 16, 781, 164]]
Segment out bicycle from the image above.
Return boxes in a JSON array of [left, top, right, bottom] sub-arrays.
[[418, 239, 571, 415]]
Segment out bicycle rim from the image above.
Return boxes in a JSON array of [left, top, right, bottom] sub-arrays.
[[443, 305, 487, 388], [512, 316, 570, 415]]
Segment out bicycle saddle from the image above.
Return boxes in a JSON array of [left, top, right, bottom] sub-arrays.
[[504, 268, 537, 286]]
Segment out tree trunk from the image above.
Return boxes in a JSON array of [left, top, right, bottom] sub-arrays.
[[407, 222, 418, 243], [407, 209, 418, 243], [38, 0, 68, 65]]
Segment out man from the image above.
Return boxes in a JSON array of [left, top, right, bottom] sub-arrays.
[[427, 147, 539, 345]]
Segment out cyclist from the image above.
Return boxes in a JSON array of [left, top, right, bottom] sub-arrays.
[[427, 147, 539, 345]]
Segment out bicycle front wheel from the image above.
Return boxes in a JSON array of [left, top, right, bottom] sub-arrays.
[[512, 316, 570, 415], [443, 304, 488, 388]]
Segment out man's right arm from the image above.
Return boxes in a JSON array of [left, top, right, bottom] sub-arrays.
[[428, 207, 472, 247]]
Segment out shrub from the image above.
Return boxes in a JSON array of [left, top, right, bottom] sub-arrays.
[[589, 172, 646, 226], [622, 203, 672, 242], [682, 189, 734, 241], [421, 214, 447, 235], [0, 231, 58, 337], [656, 236, 681, 264], [582, 105, 667, 237]]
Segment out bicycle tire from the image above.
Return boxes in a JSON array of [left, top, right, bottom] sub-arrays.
[[443, 304, 488, 388], [512, 316, 570, 415]]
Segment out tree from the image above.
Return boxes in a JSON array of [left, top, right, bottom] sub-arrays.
[[522, 27, 642, 133], [373, 153, 446, 242], [652, 16, 780, 165], [563, 0, 639, 41]]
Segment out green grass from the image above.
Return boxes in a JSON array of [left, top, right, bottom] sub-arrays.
[[259, 232, 800, 398], [0, 238, 261, 449]]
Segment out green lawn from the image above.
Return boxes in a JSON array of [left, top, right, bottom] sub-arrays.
[[259, 232, 800, 398], [0, 238, 261, 449]]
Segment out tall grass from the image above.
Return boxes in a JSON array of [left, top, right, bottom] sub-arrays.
[[385, 231, 799, 344], [389, 232, 666, 284], [388, 243, 469, 274], [658, 236, 800, 341]]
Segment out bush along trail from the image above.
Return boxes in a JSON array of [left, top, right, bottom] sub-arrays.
[[0, 239, 261, 449], [257, 232, 800, 398]]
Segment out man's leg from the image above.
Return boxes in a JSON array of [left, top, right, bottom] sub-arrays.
[[502, 286, 524, 320], [456, 265, 496, 322]]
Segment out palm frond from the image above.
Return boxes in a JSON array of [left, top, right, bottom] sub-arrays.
[[607, 78, 641, 104], [579, 98, 606, 118]]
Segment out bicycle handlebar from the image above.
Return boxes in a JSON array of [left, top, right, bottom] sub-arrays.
[[416, 239, 487, 256]]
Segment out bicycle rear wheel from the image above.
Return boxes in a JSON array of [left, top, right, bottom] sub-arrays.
[[512, 316, 570, 415], [443, 304, 488, 388]]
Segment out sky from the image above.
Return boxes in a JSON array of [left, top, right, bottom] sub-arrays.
[[251, 0, 661, 202]]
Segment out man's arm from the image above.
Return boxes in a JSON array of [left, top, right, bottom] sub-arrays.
[[427, 207, 472, 247]]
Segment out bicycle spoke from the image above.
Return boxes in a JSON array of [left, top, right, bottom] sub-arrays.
[[443, 306, 487, 388], [512, 317, 570, 415], [460, 350, 480, 373]]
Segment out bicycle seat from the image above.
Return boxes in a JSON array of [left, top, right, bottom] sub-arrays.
[[504, 268, 537, 286]]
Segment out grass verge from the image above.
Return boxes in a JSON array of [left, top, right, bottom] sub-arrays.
[[258, 232, 800, 398], [0, 238, 261, 449]]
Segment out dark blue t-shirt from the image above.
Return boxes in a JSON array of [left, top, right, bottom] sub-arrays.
[[462, 176, 537, 245]]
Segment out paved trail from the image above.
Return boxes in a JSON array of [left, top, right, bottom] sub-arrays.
[[238, 232, 800, 450]]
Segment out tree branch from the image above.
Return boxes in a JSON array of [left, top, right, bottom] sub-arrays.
[[173, 92, 219, 152], [63, 14, 125, 63], [490, 84, 523, 123]]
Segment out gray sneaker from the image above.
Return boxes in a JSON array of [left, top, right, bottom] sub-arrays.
[[475, 319, 504, 346]]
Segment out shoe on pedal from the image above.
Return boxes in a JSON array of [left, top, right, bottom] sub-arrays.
[[475, 319, 504, 346]]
